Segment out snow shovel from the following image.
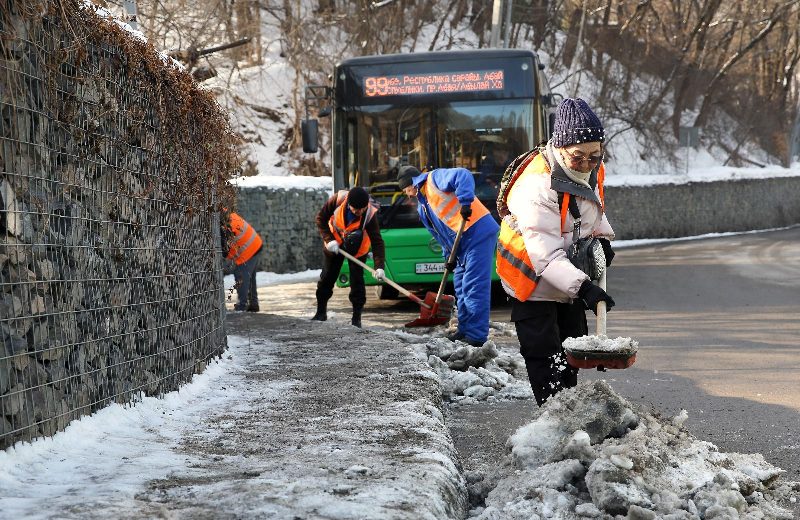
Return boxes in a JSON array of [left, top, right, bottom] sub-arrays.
[[404, 218, 466, 328], [563, 268, 638, 371], [337, 249, 452, 326]]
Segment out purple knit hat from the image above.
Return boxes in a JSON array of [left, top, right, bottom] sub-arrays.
[[551, 98, 604, 147]]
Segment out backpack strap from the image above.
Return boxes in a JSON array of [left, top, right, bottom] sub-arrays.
[[558, 192, 582, 243], [496, 148, 540, 219]]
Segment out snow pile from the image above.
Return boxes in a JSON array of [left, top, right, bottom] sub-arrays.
[[229, 174, 332, 191], [471, 380, 799, 519], [422, 337, 532, 403], [563, 335, 639, 354]]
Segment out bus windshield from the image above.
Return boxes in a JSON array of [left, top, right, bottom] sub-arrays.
[[342, 99, 534, 228]]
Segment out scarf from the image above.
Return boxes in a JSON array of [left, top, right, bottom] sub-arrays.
[[547, 141, 591, 188]]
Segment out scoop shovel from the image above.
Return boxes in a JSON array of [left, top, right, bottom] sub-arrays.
[[337, 249, 453, 326], [404, 218, 466, 328], [563, 269, 638, 371]]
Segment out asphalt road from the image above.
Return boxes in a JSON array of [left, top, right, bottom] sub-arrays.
[[584, 226, 800, 484], [247, 226, 800, 494]]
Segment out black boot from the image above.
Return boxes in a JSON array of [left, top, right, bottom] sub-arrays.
[[311, 300, 327, 321], [351, 307, 363, 328]]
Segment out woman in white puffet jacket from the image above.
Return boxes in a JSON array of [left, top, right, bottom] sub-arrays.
[[498, 98, 617, 406]]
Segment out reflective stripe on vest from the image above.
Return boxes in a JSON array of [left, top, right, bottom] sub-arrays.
[[328, 189, 378, 258], [227, 212, 263, 265], [420, 177, 490, 232], [496, 155, 605, 301], [496, 221, 542, 301]]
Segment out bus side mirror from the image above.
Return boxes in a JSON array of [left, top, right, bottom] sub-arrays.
[[302, 119, 318, 153], [319, 106, 332, 118]]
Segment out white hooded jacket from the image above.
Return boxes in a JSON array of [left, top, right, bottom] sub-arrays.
[[501, 150, 615, 303]]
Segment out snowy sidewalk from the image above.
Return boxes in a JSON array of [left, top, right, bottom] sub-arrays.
[[0, 313, 467, 519], [3, 310, 799, 519]]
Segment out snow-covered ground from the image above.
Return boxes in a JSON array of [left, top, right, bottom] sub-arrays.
[[7, 6, 798, 517], [0, 340, 239, 518], [0, 319, 468, 519], [223, 268, 320, 290], [2, 314, 797, 518]]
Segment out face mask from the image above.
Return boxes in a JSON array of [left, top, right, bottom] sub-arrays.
[[548, 141, 592, 187]]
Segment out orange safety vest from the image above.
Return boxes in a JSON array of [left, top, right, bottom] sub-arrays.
[[496, 153, 605, 302], [419, 175, 490, 232], [328, 190, 379, 258], [226, 212, 263, 265]]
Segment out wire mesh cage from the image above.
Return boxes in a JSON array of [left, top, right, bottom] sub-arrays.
[[0, 0, 239, 448]]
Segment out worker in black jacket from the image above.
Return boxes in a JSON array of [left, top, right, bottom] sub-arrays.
[[312, 187, 385, 328]]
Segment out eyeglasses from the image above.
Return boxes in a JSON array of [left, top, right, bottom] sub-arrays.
[[565, 150, 603, 168]]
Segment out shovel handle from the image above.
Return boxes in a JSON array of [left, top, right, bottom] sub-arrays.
[[434, 217, 467, 305], [338, 249, 432, 309], [596, 270, 607, 336]]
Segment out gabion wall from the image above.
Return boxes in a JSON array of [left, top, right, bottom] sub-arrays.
[[236, 175, 800, 275], [0, 1, 238, 448], [607, 177, 800, 239], [235, 186, 330, 273]]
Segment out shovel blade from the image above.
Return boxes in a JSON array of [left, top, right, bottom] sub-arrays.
[[404, 291, 455, 328], [563, 335, 638, 370]]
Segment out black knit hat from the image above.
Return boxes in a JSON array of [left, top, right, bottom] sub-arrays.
[[347, 187, 370, 209], [397, 165, 420, 189], [551, 98, 604, 148]]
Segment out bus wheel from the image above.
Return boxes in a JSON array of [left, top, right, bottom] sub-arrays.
[[375, 284, 399, 300]]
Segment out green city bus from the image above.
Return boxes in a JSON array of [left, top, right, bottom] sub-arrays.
[[302, 49, 555, 299]]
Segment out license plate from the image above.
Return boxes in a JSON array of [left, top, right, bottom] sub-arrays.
[[415, 262, 445, 274]]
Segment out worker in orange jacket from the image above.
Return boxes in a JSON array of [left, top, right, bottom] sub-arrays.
[[222, 212, 263, 312], [312, 186, 385, 327]]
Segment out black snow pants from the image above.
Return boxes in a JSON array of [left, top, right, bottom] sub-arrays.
[[316, 251, 367, 311], [511, 299, 587, 406]]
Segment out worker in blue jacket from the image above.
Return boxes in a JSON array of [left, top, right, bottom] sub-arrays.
[[397, 166, 500, 347]]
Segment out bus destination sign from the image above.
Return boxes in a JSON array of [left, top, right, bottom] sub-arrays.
[[363, 70, 504, 97]]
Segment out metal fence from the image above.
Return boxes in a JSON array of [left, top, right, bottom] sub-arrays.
[[0, 1, 238, 448]]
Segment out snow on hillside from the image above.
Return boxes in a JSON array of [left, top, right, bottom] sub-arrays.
[[205, 40, 297, 178], [201, 4, 800, 190]]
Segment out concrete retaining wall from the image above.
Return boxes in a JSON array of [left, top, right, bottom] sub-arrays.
[[238, 175, 800, 274]]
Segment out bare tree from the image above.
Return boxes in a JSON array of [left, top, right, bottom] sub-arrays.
[[125, 0, 800, 170], [537, 0, 800, 166]]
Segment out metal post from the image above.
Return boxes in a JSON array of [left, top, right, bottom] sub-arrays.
[[502, 0, 513, 48], [490, 0, 503, 48]]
